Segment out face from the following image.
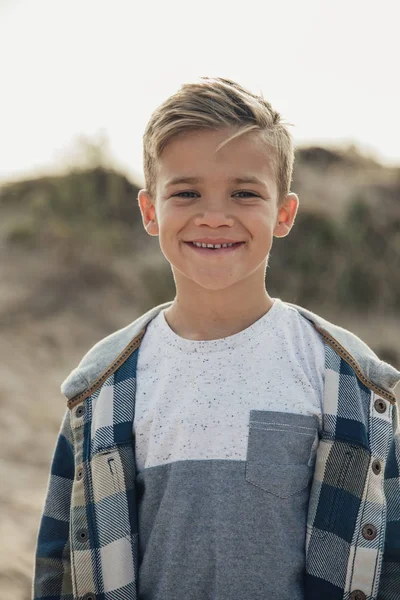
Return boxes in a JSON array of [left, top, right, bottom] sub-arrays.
[[138, 127, 298, 296]]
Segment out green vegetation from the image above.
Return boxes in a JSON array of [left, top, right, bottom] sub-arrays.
[[0, 166, 144, 253], [269, 204, 400, 312]]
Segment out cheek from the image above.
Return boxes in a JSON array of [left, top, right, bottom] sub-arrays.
[[250, 214, 275, 235], [160, 211, 186, 238], [157, 219, 182, 255]]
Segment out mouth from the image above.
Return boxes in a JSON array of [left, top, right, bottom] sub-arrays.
[[184, 241, 246, 255]]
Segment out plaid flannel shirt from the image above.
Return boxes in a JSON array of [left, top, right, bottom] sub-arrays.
[[33, 301, 400, 600]]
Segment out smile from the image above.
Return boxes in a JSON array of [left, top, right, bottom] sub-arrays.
[[184, 241, 245, 255]]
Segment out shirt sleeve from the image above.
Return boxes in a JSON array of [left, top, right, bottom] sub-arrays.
[[32, 408, 75, 600]]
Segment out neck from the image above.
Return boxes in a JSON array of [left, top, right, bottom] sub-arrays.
[[164, 290, 275, 341]]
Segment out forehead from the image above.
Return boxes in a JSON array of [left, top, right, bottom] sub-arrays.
[[156, 128, 277, 193]]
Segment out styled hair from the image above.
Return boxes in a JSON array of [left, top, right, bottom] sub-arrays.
[[142, 76, 294, 205]]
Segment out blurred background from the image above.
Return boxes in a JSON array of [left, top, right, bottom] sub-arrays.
[[1, 0, 399, 598]]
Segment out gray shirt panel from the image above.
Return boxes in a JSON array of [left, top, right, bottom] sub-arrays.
[[136, 411, 319, 600]]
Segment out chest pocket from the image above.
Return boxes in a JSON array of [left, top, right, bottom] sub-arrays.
[[245, 410, 319, 498]]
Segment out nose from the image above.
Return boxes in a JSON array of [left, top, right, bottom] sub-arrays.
[[194, 210, 235, 227]]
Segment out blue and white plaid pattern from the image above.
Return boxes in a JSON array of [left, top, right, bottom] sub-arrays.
[[33, 329, 399, 600], [305, 344, 399, 599]]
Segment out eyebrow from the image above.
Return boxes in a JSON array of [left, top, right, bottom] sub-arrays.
[[165, 175, 268, 188]]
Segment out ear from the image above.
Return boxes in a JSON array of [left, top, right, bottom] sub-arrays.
[[137, 189, 159, 237], [273, 193, 299, 238]]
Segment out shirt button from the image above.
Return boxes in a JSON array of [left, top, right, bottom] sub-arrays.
[[76, 466, 84, 481], [350, 591, 366, 600], [374, 398, 387, 413], [362, 523, 377, 540], [75, 404, 86, 418], [372, 459, 382, 475], [83, 594, 96, 600], [76, 528, 89, 543]]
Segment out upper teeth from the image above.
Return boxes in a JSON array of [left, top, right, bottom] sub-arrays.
[[192, 242, 237, 248]]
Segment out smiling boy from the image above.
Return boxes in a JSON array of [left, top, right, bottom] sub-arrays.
[[140, 125, 298, 340], [33, 77, 400, 600]]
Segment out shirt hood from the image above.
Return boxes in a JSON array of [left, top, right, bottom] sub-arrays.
[[61, 300, 400, 402]]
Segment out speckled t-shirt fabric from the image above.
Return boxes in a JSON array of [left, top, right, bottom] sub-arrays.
[[134, 297, 325, 600]]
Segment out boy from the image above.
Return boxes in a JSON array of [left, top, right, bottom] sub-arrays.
[[33, 77, 400, 600]]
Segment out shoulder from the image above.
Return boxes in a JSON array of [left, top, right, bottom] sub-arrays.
[[285, 301, 400, 393], [61, 301, 174, 401]]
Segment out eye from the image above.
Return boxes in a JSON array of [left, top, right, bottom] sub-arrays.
[[173, 191, 198, 198], [234, 191, 259, 198], [173, 191, 259, 198]]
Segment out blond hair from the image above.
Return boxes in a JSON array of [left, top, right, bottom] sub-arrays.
[[142, 77, 294, 205]]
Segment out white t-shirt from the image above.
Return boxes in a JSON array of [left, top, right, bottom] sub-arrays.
[[134, 297, 325, 472]]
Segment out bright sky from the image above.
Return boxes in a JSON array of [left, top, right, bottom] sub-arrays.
[[1, 0, 399, 186]]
